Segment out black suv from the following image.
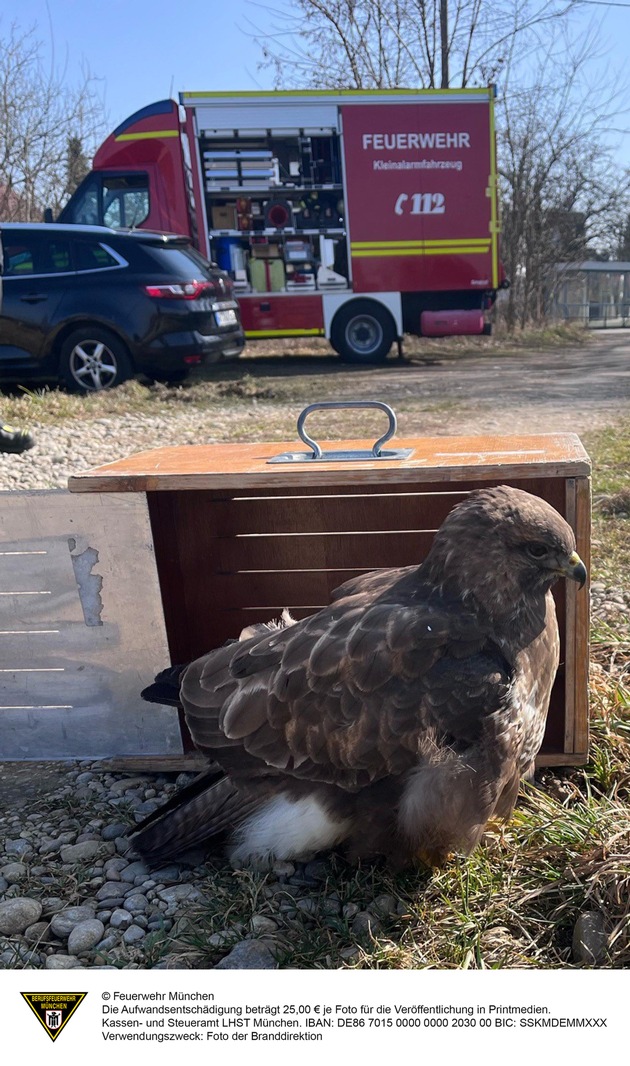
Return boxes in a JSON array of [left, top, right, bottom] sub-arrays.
[[0, 223, 245, 392]]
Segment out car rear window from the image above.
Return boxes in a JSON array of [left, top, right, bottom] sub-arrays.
[[139, 244, 217, 280], [73, 241, 122, 272]]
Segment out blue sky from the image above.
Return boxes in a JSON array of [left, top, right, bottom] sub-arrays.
[[6, 0, 630, 163], [7, 0, 282, 123]]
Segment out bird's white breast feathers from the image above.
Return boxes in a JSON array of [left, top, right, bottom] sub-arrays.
[[227, 794, 352, 867]]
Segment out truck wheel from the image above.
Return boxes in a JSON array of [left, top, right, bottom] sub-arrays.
[[59, 327, 133, 393], [330, 300, 396, 364]]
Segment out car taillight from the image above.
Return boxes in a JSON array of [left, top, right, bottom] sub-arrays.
[[143, 280, 218, 299]]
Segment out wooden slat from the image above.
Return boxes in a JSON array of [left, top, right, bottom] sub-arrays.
[[536, 751, 588, 767], [216, 477, 579, 501], [208, 569, 376, 609], [215, 606, 319, 632], [573, 476, 592, 756], [104, 747, 587, 771], [68, 433, 591, 493], [101, 754, 208, 773], [563, 478, 578, 756], [210, 491, 466, 536], [214, 530, 433, 573]]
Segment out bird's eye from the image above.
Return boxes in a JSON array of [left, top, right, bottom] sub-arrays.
[[526, 543, 549, 559]]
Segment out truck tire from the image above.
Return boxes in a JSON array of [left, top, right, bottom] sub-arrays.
[[59, 326, 133, 393], [330, 300, 396, 364]]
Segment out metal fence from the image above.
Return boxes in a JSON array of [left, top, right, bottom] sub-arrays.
[[552, 302, 630, 328]]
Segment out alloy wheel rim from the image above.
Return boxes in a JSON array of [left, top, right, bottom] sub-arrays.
[[69, 340, 118, 390]]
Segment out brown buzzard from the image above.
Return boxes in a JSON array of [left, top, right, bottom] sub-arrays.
[[133, 485, 587, 869]]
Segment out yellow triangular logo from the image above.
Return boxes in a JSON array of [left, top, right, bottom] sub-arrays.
[[21, 992, 87, 1042]]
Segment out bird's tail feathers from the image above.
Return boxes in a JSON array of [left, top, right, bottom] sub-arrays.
[[130, 770, 258, 864], [141, 663, 188, 706]]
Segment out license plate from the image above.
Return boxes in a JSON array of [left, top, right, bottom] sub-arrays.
[[215, 309, 237, 327]]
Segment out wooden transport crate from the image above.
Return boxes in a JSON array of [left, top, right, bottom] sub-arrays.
[[69, 430, 591, 766]]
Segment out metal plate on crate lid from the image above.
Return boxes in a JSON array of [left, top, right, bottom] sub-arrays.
[[268, 401, 414, 464], [269, 446, 414, 463]]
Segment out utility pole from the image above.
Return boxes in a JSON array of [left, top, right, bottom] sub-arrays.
[[440, 0, 449, 88]]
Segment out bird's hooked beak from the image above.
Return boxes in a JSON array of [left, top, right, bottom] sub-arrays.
[[563, 550, 587, 589]]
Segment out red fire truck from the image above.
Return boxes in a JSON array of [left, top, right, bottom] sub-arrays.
[[58, 88, 506, 363]]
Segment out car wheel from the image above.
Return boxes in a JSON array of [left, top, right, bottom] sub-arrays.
[[59, 327, 133, 393], [330, 300, 396, 364]]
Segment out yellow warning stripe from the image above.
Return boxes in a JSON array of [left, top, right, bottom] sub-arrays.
[[351, 243, 491, 258], [181, 88, 491, 100], [351, 238, 490, 249], [115, 130, 180, 141], [352, 249, 490, 258], [245, 328, 325, 338]]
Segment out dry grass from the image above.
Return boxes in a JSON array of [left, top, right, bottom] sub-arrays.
[[161, 778, 630, 969], [248, 321, 589, 360], [585, 422, 630, 589], [0, 322, 590, 430]]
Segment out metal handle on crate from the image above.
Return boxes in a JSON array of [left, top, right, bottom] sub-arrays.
[[267, 400, 413, 463], [297, 401, 398, 459]]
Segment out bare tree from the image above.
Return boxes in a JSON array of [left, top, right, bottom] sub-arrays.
[[0, 20, 107, 221], [66, 136, 90, 199], [498, 25, 630, 327], [250, 0, 579, 89], [248, 1, 630, 329], [609, 213, 630, 261]]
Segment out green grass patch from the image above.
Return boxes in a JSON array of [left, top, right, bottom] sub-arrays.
[[583, 421, 630, 582]]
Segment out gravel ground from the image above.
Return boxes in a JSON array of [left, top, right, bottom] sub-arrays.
[[0, 413, 229, 491], [0, 755, 612, 970], [0, 765, 405, 970]]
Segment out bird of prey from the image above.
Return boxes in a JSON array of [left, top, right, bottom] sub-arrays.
[[132, 485, 587, 870]]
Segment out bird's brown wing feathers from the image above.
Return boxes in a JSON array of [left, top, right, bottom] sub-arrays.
[[179, 579, 515, 792], [329, 565, 419, 602]]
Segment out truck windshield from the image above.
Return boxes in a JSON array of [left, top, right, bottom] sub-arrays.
[[59, 173, 149, 229]]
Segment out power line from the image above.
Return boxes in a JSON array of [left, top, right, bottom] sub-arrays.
[[578, 1, 630, 6]]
